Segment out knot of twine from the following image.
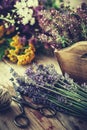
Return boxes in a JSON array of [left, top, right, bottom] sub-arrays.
[[0, 85, 12, 112]]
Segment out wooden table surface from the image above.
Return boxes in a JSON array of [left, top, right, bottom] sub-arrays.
[[0, 55, 87, 130]]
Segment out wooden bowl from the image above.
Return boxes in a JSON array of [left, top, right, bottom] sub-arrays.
[[55, 41, 87, 83]]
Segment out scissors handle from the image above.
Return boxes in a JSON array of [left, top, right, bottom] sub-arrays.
[[14, 103, 30, 129], [39, 106, 57, 118], [14, 113, 30, 129]]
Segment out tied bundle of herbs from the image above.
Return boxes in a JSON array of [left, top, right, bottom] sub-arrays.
[[10, 64, 87, 119]]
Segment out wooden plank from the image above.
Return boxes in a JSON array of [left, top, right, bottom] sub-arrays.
[[0, 55, 87, 130]]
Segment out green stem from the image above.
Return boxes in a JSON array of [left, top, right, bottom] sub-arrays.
[[50, 83, 85, 101], [47, 97, 87, 118], [76, 84, 87, 95], [53, 82, 87, 102], [0, 17, 14, 24], [57, 88, 87, 106], [37, 83, 87, 108], [78, 89, 87, 99], [47, 94, 87, 115], [56, 78, 87, 98]]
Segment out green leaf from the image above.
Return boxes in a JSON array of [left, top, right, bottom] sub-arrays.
[[0, 45, 7, 60], [62, 42, 67, 48], [81, 23, 87, 39], [0, 38, 12, 60]]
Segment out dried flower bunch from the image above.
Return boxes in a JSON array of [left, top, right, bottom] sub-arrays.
[[0, 0, 87, 63], [35, 8, 82, 48], [10, 64, 87, 119], [0, 0, 38, 63], [35, 2, 87, 50]]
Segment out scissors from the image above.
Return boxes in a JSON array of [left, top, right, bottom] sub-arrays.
[[12, 95, 57, 129]]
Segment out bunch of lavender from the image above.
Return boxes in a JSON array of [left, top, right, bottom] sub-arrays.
[[10, 64, 87, 119], [35, 7, 82, 49]]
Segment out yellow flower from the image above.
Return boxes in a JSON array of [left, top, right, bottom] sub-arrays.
[[6, 49, 18, 63], [0, 25, 5, 38], [5, 35, 36, 65], [12, 35, 20, 42], [25, 51, 35, 62], [11, 41, 23, 49], [26, 50, 35, 57], [25, 44, 35, 54], [8, 49, 16, 55], [14, 48, 20, 54], [7, 54, 17, 63], [17, 55, 27, 65], [16, 45, 23, 49], [17, 51, 35, 65], [10, 41, 17, 47], [10, 35, 24, 50], [24, 48, 31, 53]]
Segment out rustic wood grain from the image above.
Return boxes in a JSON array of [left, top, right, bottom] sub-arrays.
[[0, 55, 87, 130]]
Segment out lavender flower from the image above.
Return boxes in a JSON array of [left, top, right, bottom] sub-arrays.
[[10, 64, 87, 118], [25, 64, 59, 85]]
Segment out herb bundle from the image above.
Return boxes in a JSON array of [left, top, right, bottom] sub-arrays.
[[0, 1, 87, 61], [10, 64, 87, 119], [34, 2, 87, 49]]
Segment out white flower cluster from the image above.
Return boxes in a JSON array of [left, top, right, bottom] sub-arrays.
[[14, 0, 39, 25]]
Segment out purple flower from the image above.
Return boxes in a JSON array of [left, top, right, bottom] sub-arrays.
[[19, 36, 27, 45], [0, 0, 18, 9]]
